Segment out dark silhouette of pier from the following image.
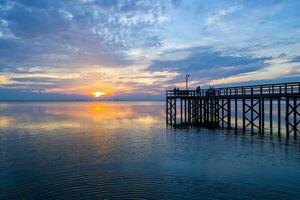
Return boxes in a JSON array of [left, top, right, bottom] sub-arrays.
[[166, 82, 300, 138]]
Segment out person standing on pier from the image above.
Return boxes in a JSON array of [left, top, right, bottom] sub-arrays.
[[196, 86, 201, 96]]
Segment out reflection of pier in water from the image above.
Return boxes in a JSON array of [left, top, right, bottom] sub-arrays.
[[166, 82, 300, 138]]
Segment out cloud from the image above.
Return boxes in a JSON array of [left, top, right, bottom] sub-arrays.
[[205, 4, 242, 30], [0, 0, 173, 70], [148, 46, 269, 77], [10, 77, 60, 83], [208, 61, 300, 86], [0, 88, 88, 101], [287, 56, 300, 63]]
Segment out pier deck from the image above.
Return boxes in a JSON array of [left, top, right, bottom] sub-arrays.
[[166, 82, 300, 137]]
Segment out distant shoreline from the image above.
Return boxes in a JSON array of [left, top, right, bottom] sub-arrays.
[[0, 99, 165, 102]]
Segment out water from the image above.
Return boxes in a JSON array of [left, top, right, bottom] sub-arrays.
[[0, 101, 300, 199]]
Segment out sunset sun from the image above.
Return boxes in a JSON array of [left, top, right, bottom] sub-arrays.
[[93, 91, 106, 98]]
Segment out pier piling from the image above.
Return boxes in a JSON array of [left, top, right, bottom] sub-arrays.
[[166, 82, 300, 136]]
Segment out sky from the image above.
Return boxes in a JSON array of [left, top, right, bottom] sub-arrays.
[[0, 0, 300, 100]]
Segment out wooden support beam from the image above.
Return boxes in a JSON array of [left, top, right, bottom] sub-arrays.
[[180, 98, 183, 124], [262, 98, 265, 134], [200, 98, 203, 124], [227, 99, 231, 129], [222, 98, 224, 129], [166, 98, 169, 125], [251, 98, 254, 133], [184, 98, 187, 123], [243, 98, 246, 133], [278, 98, 281, 136], [270, 98, 273, 135], [259, 98, 262, 134], [286, 97, 289, 138], [294, 98, 297, 138], [235, 98, 238, 131], [174, 98, 176, 125]]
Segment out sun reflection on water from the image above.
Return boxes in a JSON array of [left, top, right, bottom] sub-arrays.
[[0, 116, 12, 128], [0, 102, 164, 132]]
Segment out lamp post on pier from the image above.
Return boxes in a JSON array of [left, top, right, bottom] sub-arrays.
[[186, 74, 190, 90]]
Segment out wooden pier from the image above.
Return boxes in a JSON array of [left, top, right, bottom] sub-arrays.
[[166, 82, 300, 137]]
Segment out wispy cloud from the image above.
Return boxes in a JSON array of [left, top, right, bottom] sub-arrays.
[[205, 4, 242, 30]]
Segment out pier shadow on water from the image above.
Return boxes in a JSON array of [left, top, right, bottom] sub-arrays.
[[0, 101, 300, 199]]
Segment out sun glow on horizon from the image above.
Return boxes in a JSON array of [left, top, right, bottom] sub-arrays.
[[93, 91, 106, 98]]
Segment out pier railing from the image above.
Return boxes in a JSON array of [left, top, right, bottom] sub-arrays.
[[167, 82, 300, 98], [166, 82, 300, 138]]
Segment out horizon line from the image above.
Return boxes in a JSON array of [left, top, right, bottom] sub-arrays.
[[0, 99, 165, 102]]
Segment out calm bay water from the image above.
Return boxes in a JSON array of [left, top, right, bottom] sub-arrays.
[[0, 101, 300, 199]]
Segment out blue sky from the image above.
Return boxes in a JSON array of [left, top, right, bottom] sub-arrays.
[[0, 0, 300, 100]]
